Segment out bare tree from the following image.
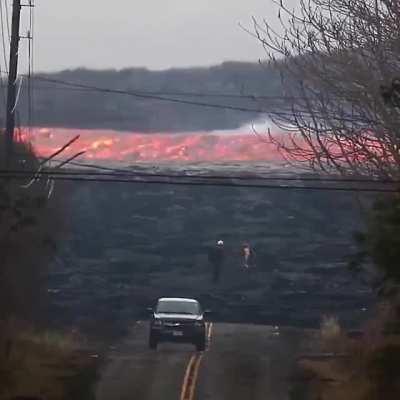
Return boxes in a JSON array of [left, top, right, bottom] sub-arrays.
[[252, 0, 400, 178]]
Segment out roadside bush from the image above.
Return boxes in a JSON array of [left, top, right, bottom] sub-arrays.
[[0, 324, 99, 400], [367, 344, 400, 398], [0, 136, 68, 339], [0, 136, 78, 398], [351, 195, 400, 294]]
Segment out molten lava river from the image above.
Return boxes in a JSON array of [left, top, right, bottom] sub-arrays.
[[21, 127, 286, 165]]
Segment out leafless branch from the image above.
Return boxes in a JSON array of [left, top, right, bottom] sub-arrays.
[[253, 0, 400, 178]]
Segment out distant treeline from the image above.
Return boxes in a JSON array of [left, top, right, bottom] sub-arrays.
[[19, 62, 282, 132]]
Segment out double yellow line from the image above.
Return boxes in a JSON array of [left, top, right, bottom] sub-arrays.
[[179, 323, 213, 400]]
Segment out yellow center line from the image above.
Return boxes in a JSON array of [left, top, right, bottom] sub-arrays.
[[188, 354, 203, 400], [207, 322, 213, 345], [179, 322, 213, 400], [180, 355, 196, 400]]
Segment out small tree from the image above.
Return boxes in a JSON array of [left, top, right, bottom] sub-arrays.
[[253, 0, 400, 178], [0, 136, 67, 319], [352, 194, 400, 292]]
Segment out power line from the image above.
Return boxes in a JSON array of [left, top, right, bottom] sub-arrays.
[[22, 76, 373, 123], [27, 75, 296, 101], [29, 76, 265, 114], [0, 0, 8, 74], [0, 170, 398, 192], [0, 72, 375, 123], [5, 0, 23, 161], [14, 161, 400, 185], [27, 0, 34, 136], [28, 84, 297, 101], [4, 0, 10, 41], [0, 80, 290, 100], [0, 71, 6, 115]]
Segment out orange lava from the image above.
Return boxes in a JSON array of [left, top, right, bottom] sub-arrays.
[[19, 127, 286, 164]]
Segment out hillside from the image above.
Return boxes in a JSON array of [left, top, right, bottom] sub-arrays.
[[22, 62, 282, 132]]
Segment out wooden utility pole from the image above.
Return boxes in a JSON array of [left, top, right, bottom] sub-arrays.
[[5, 0, 22, 165]]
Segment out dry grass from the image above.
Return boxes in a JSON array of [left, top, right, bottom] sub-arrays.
[[0, 139, 92, 399], [0, 324, 99, 400], [297, 310, 400, 400], [0, 136, 69, 322], [319, 315, 348, 355], [320, 316, 341, 340]]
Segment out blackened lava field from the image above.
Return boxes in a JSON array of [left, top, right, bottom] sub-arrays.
[[46, 161, 375, 337]]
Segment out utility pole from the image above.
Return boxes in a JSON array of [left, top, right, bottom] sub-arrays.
[[5, 0, 22, 166]]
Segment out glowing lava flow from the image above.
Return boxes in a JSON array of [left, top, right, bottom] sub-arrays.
[[20, 127, 287, 164]]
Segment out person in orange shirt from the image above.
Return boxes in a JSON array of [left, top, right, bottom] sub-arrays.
[[241, 242, 256, 271]]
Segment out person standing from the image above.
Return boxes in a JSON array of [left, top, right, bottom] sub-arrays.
[[241, 242, 256, 271], [208, 240, 225, 283]]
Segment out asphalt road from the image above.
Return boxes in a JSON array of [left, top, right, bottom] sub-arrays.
[[95, 322, 311, 400]]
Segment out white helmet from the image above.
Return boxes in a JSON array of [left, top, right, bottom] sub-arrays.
[[217, 240, 224, 246]]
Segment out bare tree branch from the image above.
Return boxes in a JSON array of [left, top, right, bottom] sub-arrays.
[[253, 0, 400, 177]]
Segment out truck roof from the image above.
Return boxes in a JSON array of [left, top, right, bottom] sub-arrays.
[[158, 297, 198, 303]]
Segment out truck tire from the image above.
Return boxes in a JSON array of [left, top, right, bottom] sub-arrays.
[[196, 337, 206, 352]]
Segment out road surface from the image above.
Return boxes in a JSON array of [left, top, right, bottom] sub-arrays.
[[96, 322, 312, 400]]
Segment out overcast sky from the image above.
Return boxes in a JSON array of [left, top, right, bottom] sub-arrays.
[[28, 0, 286, 72]]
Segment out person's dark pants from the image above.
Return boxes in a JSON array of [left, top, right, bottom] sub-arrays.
[[212, 263, 222, 283]]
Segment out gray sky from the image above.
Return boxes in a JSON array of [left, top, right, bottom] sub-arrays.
[[30, 0, 282, 72]]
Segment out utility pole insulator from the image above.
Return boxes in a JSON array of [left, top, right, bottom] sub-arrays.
[[5, 0, 22, 166]]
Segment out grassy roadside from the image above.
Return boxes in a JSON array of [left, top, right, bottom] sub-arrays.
[[0, 138, 101, 399], [0, 323, 103, 400], [292, 304, 400, 400]]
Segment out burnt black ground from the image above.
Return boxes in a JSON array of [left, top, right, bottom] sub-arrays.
[[44, 164, 376, 338]]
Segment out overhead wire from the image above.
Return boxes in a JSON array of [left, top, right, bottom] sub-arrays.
[[28, 83, 299, 101], [27, 76, 266, 114], [0, 69, 6, 118], [0, 79, 287, 100], [1, 164, 399, 187], [20, 75, 374, 124], [27, 0, 34, 138], [4, 0, 10, 41], [11, 74, 23, 113], [0, 0, 8, 72], [0, 170, 397, 193], [0, 71, 376, 124], [0, 0, 8, 119], [23, 159, 400, 185]]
